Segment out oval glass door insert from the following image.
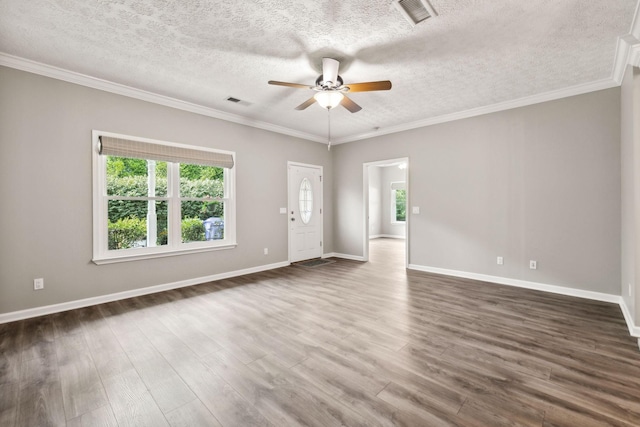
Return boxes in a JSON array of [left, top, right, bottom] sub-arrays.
[[299, 178, 313, 224]]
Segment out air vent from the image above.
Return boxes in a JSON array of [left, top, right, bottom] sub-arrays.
[[225, 96, 252, 107], [393, 0, 436, 26]]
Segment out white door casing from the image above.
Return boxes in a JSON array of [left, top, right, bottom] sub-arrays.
[[288, 163, 323, 262]]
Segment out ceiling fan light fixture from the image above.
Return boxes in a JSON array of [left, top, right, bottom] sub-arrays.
[[314, 91, 344, 109]]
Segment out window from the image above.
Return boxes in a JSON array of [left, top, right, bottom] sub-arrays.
[[298, 177, 313, 224], [391, 181, 406, 223], [92, 131, 236, 264]]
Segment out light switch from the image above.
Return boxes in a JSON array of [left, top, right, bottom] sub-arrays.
[[279, 207, 287, 214], [412, 206, 420, 214]]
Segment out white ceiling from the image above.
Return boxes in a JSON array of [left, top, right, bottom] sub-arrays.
[[0, 0, 637, 143]]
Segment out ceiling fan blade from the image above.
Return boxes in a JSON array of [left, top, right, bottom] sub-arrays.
[[322, 58, 340, 87], [344, 81, 392, 92], [268, 80, 312, 89], [295, 96, 317, 110], [340, 95, 362, 113]]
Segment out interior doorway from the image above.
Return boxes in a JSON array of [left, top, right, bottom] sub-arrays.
[[363, 158, 409, 266]]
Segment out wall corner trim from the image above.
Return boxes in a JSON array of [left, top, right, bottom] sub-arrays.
[[0, 261, 290, 324], [407, 263, 639, 339]]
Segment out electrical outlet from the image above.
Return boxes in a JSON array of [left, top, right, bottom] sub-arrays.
[[497, 256, 504, 265], [529, 260, 537, 270], [34, 278, 44, 290], [264, 248, 269, 255]]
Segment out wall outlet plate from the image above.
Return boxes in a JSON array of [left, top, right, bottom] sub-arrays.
[[279, 207, 287, 214], [497, 256, 503, 265], [34, 278, 44, 290], [529, 260, 537, 270], [412, 206, 420, 214]]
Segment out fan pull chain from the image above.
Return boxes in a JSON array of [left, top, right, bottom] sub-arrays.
[[327, 107, 331, 151]]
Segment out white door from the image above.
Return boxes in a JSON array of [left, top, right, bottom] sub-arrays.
[[288, 163, 323, 262]]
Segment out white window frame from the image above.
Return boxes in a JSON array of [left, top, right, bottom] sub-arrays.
[[92, 130, 236, 264], [391, 182, 406, 224]]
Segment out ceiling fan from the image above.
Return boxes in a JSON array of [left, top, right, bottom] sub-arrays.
[[268, 58, 392, 113]]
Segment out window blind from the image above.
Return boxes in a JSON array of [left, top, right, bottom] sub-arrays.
[[99, 136, 234, 169], [391, 181, 406, 191]]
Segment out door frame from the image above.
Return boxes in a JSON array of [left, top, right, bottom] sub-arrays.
[[288, 161, 324, 263], [363, 157, 409, 267]]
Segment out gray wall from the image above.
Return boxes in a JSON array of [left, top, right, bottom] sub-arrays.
[[333, 89, 621, 294], [621, 64, 640, 327], [0, 66, 333, 314], [0, 64, 625, 315], [368, 166, 382, 236]]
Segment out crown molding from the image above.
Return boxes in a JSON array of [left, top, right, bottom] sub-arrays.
[[0, 53, 325, 144], [612, 34, 640, 84], [611, 2, 640, 84], [334, 77, 618, 144], [0, 47, 625, 146]]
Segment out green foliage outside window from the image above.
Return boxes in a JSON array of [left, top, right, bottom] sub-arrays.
[[108, 217, 146, 250], [106, 157, 225, 249], [181, 217, 206, 242], [395, 189, 406, 222]]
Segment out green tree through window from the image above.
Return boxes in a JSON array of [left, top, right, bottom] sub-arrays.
[[395, 189, 406, 222]]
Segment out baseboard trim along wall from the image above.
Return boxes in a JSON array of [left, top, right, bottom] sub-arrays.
[[408, 263, 640, 339], [619, 299, 640, 338], [323, 252, 366, 261], [3, 258, 637, 341], [0, 261, 290, 324]]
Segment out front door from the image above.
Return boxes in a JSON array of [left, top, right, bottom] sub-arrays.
[[288, 163, 323, 262]]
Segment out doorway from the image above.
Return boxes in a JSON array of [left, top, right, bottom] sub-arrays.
[[288, 162, 323, 263], [363, 158, 409, 266]]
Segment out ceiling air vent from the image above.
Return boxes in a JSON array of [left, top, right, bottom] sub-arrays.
[[393, 0, 437, 26], [225, 96, 252, 106]]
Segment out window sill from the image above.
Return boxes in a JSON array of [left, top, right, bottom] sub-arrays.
[[92, 242, 237, 265]]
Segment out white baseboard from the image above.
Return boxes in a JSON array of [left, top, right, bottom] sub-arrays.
[[4, 258, 638, 341], [408, 263, 640, 339], [0, 261, 290, 324], [323, 252, 365, 262], [370, 234, 406, 240], [619, 299, 640, 338]]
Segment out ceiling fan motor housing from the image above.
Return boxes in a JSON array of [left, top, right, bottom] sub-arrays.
[[316, 75, 344, 90]]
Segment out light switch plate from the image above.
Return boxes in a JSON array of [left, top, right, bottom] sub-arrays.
[[279, 207, 287, 214], [412, 207, 420, 214]]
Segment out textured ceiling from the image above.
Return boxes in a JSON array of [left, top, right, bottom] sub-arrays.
[[0, 0, 637, 143]]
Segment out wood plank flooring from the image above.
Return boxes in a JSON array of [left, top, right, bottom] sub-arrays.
[[1, 238, 639, 426]]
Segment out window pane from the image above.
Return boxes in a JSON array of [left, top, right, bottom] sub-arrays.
[[180, 164, 224, 198], [181, 201, 224, 242], [299, 178, 313, 224], [395, 189, 406, 222], [106, 156, 167, 197], [107, 200, 168, 250]]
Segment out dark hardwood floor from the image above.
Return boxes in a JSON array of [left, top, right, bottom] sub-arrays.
[[1, 238, 639, 426]]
